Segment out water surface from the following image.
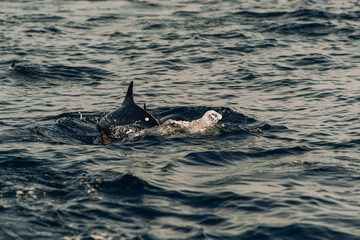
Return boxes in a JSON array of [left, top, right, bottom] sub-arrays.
[[0, 0, 359, 239]]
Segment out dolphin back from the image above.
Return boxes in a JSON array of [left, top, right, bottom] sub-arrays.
[[98, 103, 159, 131], [97, 81, 159, 143]]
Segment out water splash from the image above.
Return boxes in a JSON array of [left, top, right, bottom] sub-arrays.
[[109, 124, 145, 140], [105, 110, 223, 141], [157, 110, 222, 135]]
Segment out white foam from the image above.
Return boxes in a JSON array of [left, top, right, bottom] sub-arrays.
[[157, 110, 222, 135], [111, 124, 144, 139]]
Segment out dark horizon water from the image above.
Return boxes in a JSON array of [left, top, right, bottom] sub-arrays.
[[0, 0, 359, 239]]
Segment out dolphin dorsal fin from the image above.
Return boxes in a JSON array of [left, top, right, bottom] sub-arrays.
[[123, 81, 134, 104], [8, 63, 15, 71]]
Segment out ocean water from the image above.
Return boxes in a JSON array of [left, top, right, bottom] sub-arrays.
[[0, 0, 359, 239]]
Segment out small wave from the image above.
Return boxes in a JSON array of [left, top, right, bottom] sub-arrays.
[[142, 23, 167, 30], [233, 10, 287, 18], [11, 13, 64, 23], [172, 11, 200, 17], [188, 56, 216, 64], [200, 31, 248, 40], [288, 9, 336, 19], [0, 149, 41, 168], [241, 223, 359, 240], [290, 54, 332, 66], [0, 112, 100, 145], [6, 63, 109, 85], [87, 15, 122, 22], [274, 53, 335, 72], [183, 151, 246, 167], [51, 114, 101, 145], [181, 146, 309, 167], [46, 64, 109, 83], [6, 63, 46, 81], [268, 22, 335, 36], [96, 173, 153, 197], [105, 31, 131, 39], [233, 8, 356, 21]]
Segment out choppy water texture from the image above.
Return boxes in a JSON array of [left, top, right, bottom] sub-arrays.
[[1, 0, 360, 239]]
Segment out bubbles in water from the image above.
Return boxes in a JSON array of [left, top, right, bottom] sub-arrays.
[[110, 124, 145, 139]]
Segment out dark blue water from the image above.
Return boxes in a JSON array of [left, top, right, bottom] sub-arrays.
[[1, 0, 359, 239]]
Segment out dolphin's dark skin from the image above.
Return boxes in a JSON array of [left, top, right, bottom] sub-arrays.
[[97, 81, 160, 144]]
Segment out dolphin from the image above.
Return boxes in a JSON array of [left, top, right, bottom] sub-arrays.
[[8, 63, 16, 71], [97, 81, 160, 144]]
